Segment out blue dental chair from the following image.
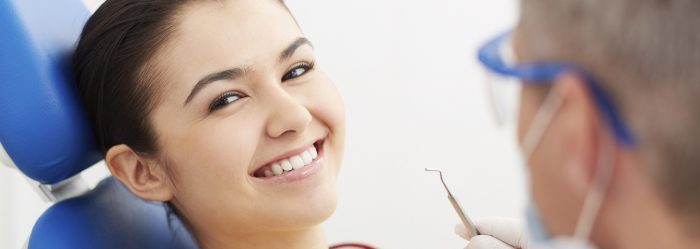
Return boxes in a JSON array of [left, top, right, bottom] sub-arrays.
[[0, 0, 197, 248]]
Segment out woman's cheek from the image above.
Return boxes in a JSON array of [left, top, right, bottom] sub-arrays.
[[179, 121, 259, 179], [314, 80, 346, 164], [312, 79, 345, 127]]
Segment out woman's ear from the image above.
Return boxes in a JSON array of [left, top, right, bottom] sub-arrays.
[[105, 144, 174, 202]]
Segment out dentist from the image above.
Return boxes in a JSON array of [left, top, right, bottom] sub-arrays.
[[460, 0, 700, 248]]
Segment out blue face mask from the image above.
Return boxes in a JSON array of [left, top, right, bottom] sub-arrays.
[[524, 197, 598, 249], [525, 203, 551, 245], [525, 204, 598, 249], [525, 202, 592, 249], [520, 90, 615, 249]]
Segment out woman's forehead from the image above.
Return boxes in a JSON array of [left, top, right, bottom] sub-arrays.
[[162, 1, 298, 66], [146, 0, 302, 105], [175, 0, 298, 45]]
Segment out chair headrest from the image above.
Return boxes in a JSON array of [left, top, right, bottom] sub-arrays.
[[0, 0, 102, 184], [29, 177, 198, 249], [2, 2, 199, 248]]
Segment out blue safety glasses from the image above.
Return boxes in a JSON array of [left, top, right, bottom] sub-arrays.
[[477, 31, 636, 148]]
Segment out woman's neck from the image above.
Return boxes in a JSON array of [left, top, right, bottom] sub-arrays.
[[198, 225, 328, 249]]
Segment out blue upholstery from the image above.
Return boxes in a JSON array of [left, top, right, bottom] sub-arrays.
[[0, 0, 100, 185], [29, 177, 198, 249], [0, 0, 198, 248]]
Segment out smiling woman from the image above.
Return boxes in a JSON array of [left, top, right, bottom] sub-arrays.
[[72, 0, 360, 248]]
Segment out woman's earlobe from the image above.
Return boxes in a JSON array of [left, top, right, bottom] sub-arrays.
[[105, 144, 173, 202]]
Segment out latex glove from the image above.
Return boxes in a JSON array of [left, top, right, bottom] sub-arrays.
[[455, 217, 528, 249]]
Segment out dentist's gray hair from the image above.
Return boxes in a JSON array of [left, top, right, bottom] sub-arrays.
[[519, 0, 700, 232]]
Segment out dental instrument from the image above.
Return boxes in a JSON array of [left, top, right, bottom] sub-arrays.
[[425, 168, 479, 239]]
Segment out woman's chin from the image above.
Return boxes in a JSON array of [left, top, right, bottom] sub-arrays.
[[248, 150, 340, 230], [255, 190, 338, 231], [287, 177, 338, 222], [294, 193, 338, 227]]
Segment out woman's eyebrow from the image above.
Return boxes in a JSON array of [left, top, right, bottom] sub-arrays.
[[279, 37, 313, 61], [184, 67, 245, 106], [184, 37, 313, 106]]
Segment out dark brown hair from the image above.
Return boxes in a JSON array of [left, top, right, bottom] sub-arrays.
[[74, 0, 190, 156]]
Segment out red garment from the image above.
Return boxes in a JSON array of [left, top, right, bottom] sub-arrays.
[[330, 243, 377, 249]]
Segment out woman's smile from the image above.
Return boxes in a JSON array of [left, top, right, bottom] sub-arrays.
[[250, 138, 326, 184]]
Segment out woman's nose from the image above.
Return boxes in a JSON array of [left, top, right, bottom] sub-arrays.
[[264, 88, 313, 138]]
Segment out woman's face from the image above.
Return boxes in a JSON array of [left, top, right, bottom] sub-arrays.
[[146, 0, 345, 238]]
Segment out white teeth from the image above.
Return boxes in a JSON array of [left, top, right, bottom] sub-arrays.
[[309, 146, 318, 159], [259, 145, 319, 177], [271, 163, 283, 176], [271, 162, 282, 172], [280, 159, 293, 171], [301, 151, 312, 164], [290, 155, 305, 170]]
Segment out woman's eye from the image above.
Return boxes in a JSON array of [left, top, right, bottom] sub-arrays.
[[282, 62, 314, 81], [209, 92, 243, 112]]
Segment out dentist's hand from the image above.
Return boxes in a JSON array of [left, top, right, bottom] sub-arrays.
[[455, 217, 528, 249]]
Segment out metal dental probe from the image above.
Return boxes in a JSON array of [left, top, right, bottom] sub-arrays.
[[425, 168, 479, 239]]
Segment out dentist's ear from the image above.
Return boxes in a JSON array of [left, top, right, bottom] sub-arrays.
[[105, 144, 174, 202], [552, 72, 603, 196]]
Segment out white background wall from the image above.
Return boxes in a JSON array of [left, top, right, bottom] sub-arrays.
[[0, 0, 525, 248]]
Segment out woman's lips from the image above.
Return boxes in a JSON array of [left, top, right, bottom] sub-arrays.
[[253, 155, 324, 184], [252, 139, 324, 178]]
